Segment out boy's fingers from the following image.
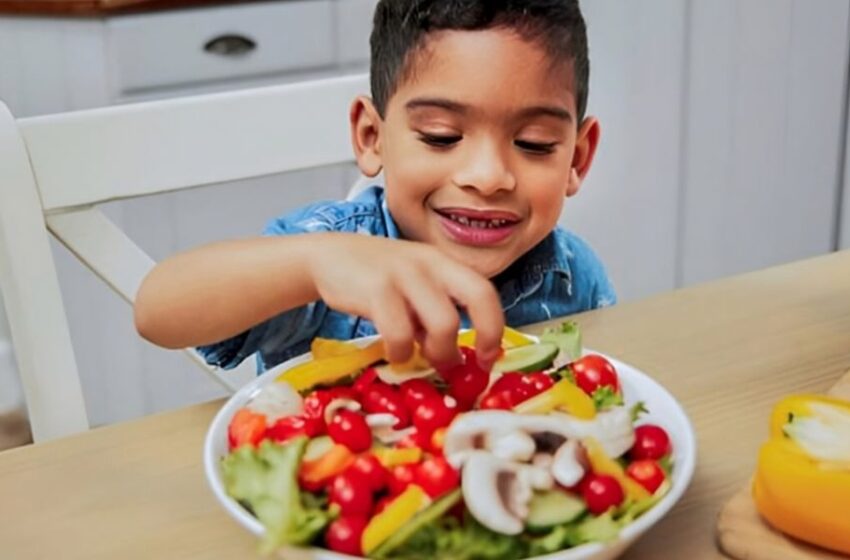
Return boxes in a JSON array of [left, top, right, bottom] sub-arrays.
[[371, 289, 415, 364], [446, 272, 504, 369], [402, 274, 461, 367]]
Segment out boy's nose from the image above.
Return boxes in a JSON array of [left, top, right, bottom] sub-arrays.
[[452, 141, 516, 196]]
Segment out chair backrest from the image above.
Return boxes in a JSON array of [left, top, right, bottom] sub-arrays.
[[0, 74, 369, 442]]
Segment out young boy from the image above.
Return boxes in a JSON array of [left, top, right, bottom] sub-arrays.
[[134, 0, 614, 375]]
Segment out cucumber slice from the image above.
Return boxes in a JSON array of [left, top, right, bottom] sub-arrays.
[[372, 489, 462, 558], [492, 342, 559, 373], [526, 489, 587, 531]]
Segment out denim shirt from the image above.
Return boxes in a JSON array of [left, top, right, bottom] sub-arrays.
[[198, 186, 616, 372]]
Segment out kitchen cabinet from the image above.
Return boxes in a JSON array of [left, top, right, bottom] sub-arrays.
[[0, 0, 848, 429]]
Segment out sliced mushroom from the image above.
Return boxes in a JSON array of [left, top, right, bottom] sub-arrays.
[[518, 463, 555, 491], [490, 430, 536, 463], [462, 451, 532, 535], [551, 439, 585, 487], [366, 413, 414, 444], [246, 382, 303, 422], [323, 398, 361, 425]]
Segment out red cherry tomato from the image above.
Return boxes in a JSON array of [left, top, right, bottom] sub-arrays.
[[387, 464, 416, 496], [571, 354, 620, 396], [399, 378, 441, 411], [396, 429, 429, 450], [227, 408, 267, 450], [302, 387, 359, 431], [412, 396, 458, 436], [346, 454, 388, 492], [329, 471, 374, 517], [442, 349, 490, 407], [581, 474, 625, 515], [363, 384, 410, 428], [325, 515, 367, 556], [522, 372, 555, 395], [626, 459, 666, 493], [489, 373, 533, 404], [414, 455, 460, 498], [478, 390, 514, 410], [352, 367, 379, 395], [265, 414, 321, 443], [630, 424, 672, 460], [327, 409, 372, 453]]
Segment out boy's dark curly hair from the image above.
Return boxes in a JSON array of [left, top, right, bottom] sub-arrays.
[[370, 0, 590, 121]]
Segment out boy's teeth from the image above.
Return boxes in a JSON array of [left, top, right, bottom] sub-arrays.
[[447, 214, 510, 228]]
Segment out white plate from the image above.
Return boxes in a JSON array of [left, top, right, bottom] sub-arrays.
[[204, 336, 697, 560]]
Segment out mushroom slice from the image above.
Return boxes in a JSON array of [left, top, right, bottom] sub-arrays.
[[462, 452, 532, 535], [247, 382, 303, 422], [491, 430, 536, 463], [366, 413, 414, 444], [323, 398, 361, 425], [551, 439, 585, 487]]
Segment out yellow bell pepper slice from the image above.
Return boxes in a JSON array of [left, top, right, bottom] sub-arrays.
[[276, 340, 384, 391], [583, 437, 651, 501], [457, 326, 534, 349], [753, 394, 850, 555], [362, 485, 430, 554], [310, 337, 361, 359], [372, 446, 423, 468], [513, 379, 596, 419]]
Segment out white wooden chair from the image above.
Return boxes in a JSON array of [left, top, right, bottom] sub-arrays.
[[0, 74, 369, 442]]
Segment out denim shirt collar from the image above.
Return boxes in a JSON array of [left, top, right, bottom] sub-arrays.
[[378, 189, 572, 313]]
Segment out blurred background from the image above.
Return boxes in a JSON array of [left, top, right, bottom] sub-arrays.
[[0, 0, 848, 441]]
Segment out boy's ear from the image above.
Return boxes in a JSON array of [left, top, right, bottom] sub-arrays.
[[567, 117, 601, 197], [350, 96, 384, 177]]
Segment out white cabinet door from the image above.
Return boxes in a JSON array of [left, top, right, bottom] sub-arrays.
[[680, 0, 849, 284], [566, 0, 688, 302]]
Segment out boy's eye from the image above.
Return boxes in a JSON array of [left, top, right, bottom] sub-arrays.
[[515, 140, 557, 154], [419, 133, 462, 147]]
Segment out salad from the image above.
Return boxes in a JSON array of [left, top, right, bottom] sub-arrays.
[[221, 322, 674, 559]]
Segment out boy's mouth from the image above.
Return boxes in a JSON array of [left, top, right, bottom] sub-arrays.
[[434, 208, 520, 246]]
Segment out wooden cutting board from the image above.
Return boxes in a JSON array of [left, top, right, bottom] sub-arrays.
[[716, 370, 850, 560]]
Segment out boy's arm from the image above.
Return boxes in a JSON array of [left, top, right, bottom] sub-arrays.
[[134, 233, 505, 369]]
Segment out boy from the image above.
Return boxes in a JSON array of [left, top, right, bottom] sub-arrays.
[[134, 0, 614, 374]]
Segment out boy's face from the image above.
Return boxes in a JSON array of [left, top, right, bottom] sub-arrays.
[[352, 28, 599, 278]]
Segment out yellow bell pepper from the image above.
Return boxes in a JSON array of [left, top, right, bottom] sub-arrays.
[[372, 446, 423, 467], [583, 437, 650, 501], [310, 337, 361, 359], [457, 326, 534, 349], [752, 394, 850, 555], [513, 379, 596, 419], [362, 485, 430, 554], [276, 340, 384, 391]]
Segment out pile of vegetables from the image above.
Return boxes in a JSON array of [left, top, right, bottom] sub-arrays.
[[221, 323, 674, 558]]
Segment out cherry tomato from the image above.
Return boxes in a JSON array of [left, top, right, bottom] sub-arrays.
[[413, 395, 458, 436], [414, 455, 460, 498], [303, 387, 359, 431], [522, 372, 555, 395], [329, 471, 374, 517], [399, 378, 441, 411], [443, 349, 490, 407], [328, 409, 372, 453], [227, 408, 267, 450], [325, 515, 367, 556], [571, 354, 619, 396], [478, 390, 514, 410], [352, 367, 379, 395], [581, 474, 625, 515], [363, 384, 410, 428], [387, 464, 416, 496], [489, 372, 533, 404], [265, 414, 321, 443], [630, 424, 672, 460], [626, 459, 666, 493], [346, 454, 388, 492], [396, 430, 429, 450]]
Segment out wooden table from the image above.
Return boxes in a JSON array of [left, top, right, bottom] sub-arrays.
[[2, 251, 849, 559]]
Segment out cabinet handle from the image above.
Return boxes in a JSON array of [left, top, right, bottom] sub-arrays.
[[203, 34, 257, 57]]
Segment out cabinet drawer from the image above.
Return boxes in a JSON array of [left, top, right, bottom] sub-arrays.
[[108, 1, 335, 94]]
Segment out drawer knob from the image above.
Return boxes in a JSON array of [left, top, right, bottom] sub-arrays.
[[203, 34, 257, 57]]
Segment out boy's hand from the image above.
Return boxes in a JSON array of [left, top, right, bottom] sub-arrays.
[[308, 233, 504, 370]]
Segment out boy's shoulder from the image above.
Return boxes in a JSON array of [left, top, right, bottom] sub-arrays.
[[263, 186, 398, 238]]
